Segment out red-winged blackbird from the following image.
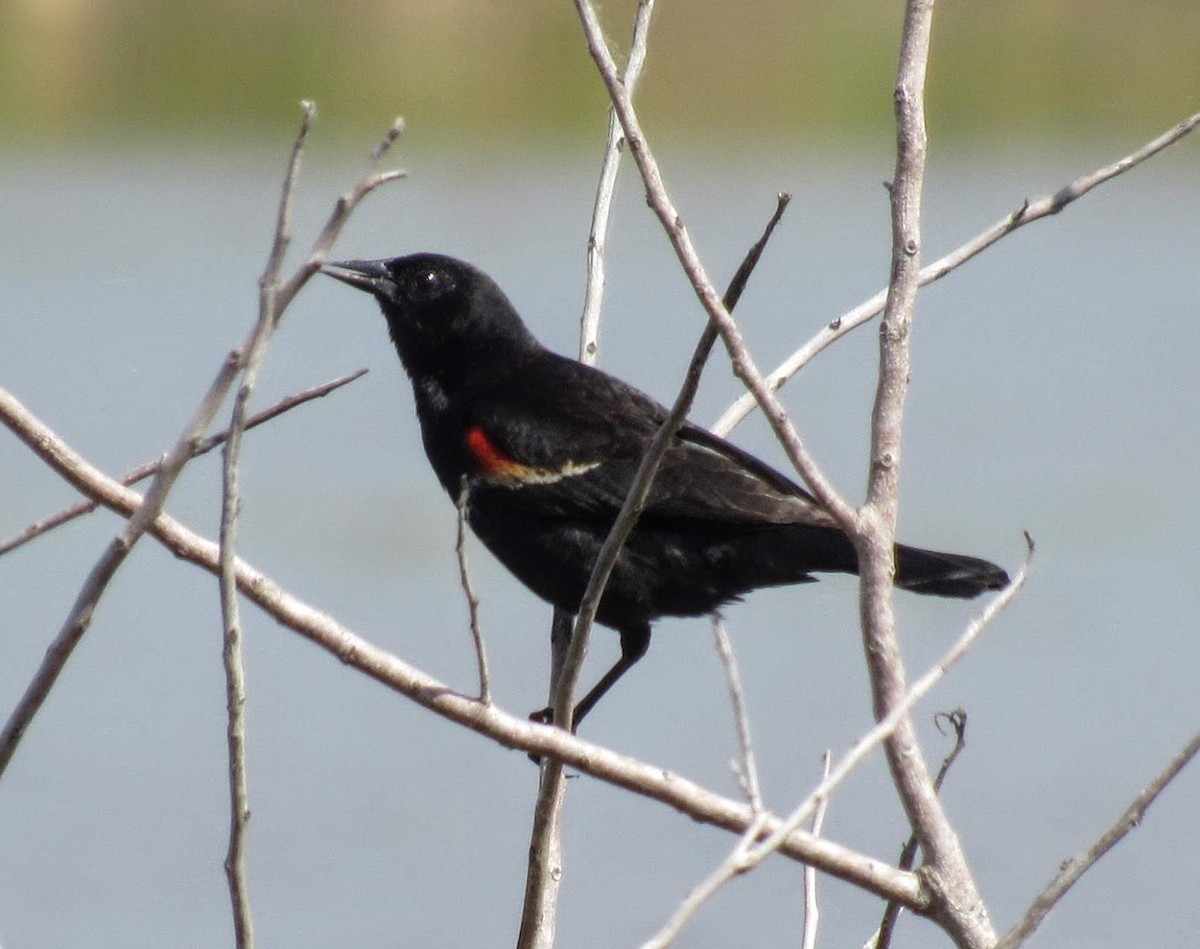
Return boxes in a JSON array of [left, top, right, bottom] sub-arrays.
[[324, 253, 1009, 725]]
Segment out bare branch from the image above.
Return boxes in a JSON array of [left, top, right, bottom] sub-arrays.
[[455, 479, 490, 703], [518, 611, 573, 949], [215, 111, 406, 946], [516, 747, 569, 949], [0, 369, 367, 559], [640, 812, 774, 949], [521, 8, 658, 946], [712, 108, 1200, 437], [217, 99, 320, 949], [802, 751, 833, 949], [712, 615, 762, 813], [0, 386, 930, 909], [578, 0, 657, 365], [273, 116, 406, 314], [996, 728, 1200, 949]]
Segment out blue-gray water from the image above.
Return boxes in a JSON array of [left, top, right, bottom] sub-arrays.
[[2, 141, 1198, 948]]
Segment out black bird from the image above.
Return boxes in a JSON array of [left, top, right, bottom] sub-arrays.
[[324, 253, 1008, 726]]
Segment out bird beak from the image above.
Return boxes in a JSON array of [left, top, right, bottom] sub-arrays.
[[321, 259, 393, 295]]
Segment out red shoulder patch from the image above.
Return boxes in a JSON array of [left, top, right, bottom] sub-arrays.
[[465, 425, 532, 478], [463, 424, 601, 486]]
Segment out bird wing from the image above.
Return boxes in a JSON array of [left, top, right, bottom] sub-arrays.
[[464, 353, 837, 530]]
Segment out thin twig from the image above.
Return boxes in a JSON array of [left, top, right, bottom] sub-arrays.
[[640, 811, 774, 949], [712, 615, 762, 813], [578, 0, 657, 365], [873, 709, 968, 949], [995, 728, 1200, 949], [572, 0, 855, 533], [2, 385, 931, 908], [802, 750, 833, 949], [217, 109, 407, 947], [520, 8, 658, 947], [274, 117, 407, 315], [455, 478, 490, 703], [217, 99, 318, 949], [712, 108, 1200, 437], [551, 193, 791, 732], [0, 369, 368, 559]]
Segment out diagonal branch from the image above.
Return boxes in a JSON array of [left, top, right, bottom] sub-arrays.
[[1, 385, 929, 910], [643, 537, 1029, 949], [995, 728, 1200, 949]]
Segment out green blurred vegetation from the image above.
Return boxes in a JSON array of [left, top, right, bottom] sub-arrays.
[[1, 0, 1197, 149]]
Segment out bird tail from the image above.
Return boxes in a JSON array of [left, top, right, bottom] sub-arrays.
[[893, 543, 1009, 598]]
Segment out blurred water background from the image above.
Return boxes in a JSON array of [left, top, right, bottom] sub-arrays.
[[2, 2, 1199, 947]]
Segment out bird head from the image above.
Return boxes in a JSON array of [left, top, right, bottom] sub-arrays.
[[323, 253, 541, 387]]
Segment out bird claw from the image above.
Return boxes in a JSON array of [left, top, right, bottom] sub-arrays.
[[529, 706, 555, 726]]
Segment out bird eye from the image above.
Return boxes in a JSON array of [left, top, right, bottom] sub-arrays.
[[408, 268, 448, 302]]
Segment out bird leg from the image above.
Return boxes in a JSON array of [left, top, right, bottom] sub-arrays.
[[530, 622, 652, 730]]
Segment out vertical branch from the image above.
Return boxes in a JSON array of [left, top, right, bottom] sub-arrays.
[[215, 104, 405, 948], [516, 660, 570, 949], [578, 0, 657, 365], [859, 4, 995, 947], [216, 101, 315, 949], [801, 751, 832, 949], [455, 479, 491, 702], [712, 615, 762, 813], [521, 6, 658, 947]]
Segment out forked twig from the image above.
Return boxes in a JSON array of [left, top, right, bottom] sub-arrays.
[[216, 104, 406, 947]]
